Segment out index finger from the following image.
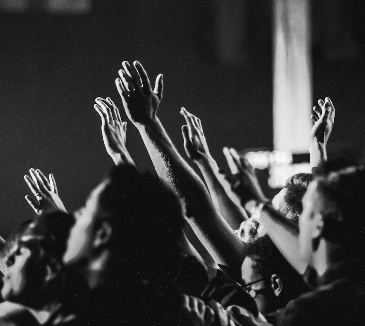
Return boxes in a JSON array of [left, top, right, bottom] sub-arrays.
[[223, 147, 238, 174], [24, 175, 42, 198]]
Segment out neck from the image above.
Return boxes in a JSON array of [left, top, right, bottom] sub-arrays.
[[311, 239, 344, 277], [28, 300, 62, 325], [82, 250, 121, 289]]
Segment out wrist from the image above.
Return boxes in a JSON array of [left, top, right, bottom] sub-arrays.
[[309, 141, 327, 166], [309, 139, 326, 150], [245, 200, 268, 219], [134, 117, 160, 131], [195, 154, 215, 168], [112, 151, 134, 166]]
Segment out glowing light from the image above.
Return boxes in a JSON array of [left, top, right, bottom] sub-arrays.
[[245, 150, 292, 170]]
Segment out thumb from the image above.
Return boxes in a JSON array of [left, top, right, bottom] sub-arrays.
[[95, 104, 108, 134], [49, 174, 58, 194], [25, 195, 41, 215], [154, 74, 163, 100]]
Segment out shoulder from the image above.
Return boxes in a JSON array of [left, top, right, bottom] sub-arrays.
[[0, 302, 38, 326], [278, 279, 365, 326], [0, 302, 28, 317]]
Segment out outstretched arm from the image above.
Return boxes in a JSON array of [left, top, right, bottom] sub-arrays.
[[224, 148, 307, 274], [94, 97, 136, 167], [309, 97, 335, 169], [180, 108, 248, 230], [115, 61, 246, 268]]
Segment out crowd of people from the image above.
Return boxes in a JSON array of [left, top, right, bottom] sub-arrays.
[[0, 60, 364, 326]]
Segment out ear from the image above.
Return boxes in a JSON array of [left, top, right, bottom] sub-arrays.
[[271, 274, 282, 297], [312, 213, 325, 238], [93, 221, 113, 249], [44, 260, 61, 283]]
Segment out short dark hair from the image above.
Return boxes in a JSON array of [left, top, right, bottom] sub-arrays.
[[283, 173, 314, 222], [247, 235, 308, 305], [97, 164, 184, 280], [3, 211, 74, 259]]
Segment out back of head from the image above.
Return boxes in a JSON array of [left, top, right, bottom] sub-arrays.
[[247, 235, 308, 306], [98, 164, 184, 280], [283, 173, 313, 222], [316, 164, 365, 266]]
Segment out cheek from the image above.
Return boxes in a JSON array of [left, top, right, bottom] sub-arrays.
[[254, 296, 268, 313], [299, 222, 312, 259], [1, 277, 12, 298], [65, 220, 93, 263], [3, 263, 30, 298]]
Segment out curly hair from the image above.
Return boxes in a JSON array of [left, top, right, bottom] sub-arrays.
[[283, 173, 314, 222], [247, 235, 308, 306]]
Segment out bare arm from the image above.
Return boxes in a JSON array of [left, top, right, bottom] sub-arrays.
[[249, 201, 307, 274], [180, 108, 248, 230], [115, 61, 246, 268], [225, 148, 307, 274]]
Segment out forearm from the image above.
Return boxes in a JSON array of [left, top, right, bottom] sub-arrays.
[[196, 157, 248, 230], [309, 141, 327, 169], [183, 221, 218, 269], [137, 119, 212, 215], [259, 205, 307, 274], [135, 119, 247, 267]]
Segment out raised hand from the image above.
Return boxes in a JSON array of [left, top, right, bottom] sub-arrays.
[[310, 97, 335, 145], [223, 148, 268, 207], [309, 97, 335, 168], [115, 61, 246, 268], [180, 107, 211, 162], [24, 168, 67, 215], [94, 97, 135, 166], [115, 61, 163, 127], [180, 295, 215, 326]]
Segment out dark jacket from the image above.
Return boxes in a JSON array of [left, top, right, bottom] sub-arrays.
[[275, 261, 365, 326]]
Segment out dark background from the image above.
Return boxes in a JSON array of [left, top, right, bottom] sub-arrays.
[[0, 0, 364, 238]]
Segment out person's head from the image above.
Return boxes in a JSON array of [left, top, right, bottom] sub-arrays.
[[63, 164, 184, 282], [299, 164, 365, 271], [275, 173, 314, 222], [241, 235, 308, 314], [237, 173, 313, 243], [1, 211, 74, 307]]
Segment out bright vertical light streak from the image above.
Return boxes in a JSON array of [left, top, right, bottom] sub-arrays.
[[273, 0, 312, 153]]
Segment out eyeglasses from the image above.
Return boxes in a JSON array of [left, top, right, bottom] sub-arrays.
[[242, 277, 269, 298]]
